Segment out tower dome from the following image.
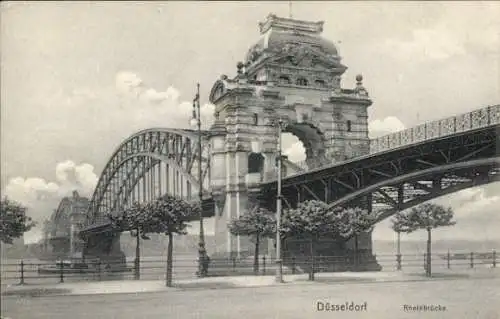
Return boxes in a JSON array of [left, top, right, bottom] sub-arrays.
[[241, 14, 346, 87], [245, 14, 340, 65]]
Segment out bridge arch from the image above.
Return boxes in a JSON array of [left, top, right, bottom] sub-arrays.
[[86, 128, 212, 226], [325, 157, 500, 222]]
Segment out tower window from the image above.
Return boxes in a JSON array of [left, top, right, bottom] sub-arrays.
[[248, 152, 264, 174], [315, 80, 326, 87], [279, 75, 291, 84], [347, 120, 352, 132], [296, 78, 308, 86], [253, 113, 258, 125]]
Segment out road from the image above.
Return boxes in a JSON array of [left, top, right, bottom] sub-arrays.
[[2, 278, 499, 319]]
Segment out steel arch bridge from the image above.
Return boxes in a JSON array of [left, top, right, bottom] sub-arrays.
[[84, 128, 214, 232], [80, 104, 499, 268]]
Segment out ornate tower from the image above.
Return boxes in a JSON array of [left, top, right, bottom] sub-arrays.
[[208, 14, 373, 255]]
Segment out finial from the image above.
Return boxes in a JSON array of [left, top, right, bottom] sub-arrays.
[[237, 62, 244, 74], [356, 74, 363, 85], [354, 74, 368, 96]]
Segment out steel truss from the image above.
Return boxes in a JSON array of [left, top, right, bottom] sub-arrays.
[[86, 128, 212, 227], [259, 125, 500, 220]]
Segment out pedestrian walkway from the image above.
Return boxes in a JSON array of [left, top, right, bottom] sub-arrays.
[[2, 268, 499, 297]]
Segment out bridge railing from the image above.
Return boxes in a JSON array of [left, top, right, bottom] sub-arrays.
[[370, 104, 500, 154], [285, 105, 499, 173]]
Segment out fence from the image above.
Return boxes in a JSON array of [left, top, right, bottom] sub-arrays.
[[1, 250, 497, 285]]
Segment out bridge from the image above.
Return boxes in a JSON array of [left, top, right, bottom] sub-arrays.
[[79, 14, 499, 270]]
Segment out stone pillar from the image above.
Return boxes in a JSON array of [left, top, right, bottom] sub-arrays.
[[344, 194, 381, 271], [213, 195, 226, 253], [69, 222, 75, 257], [209, 121, 227, 254]]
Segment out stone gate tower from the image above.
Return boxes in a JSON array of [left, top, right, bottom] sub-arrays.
[[208, 14, 372, 255]]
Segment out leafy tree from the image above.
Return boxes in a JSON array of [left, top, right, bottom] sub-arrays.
[[335, 207, 375, 269], [0, 198, 36, 244], [228, 206, 276, 274], [281, 200, 343, 258], [108, 202, 153, 280], [146, 194, 199, 287], [391, 203, 456, 276], [281, 200, 340, 239]]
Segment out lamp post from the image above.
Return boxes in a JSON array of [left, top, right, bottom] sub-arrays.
[[275, 118, 287, 283], [191, 83, 207, 277]]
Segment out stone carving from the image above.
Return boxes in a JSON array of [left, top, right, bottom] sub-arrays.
[[271, 43, 338, 71], [246, 44, 263, 64]]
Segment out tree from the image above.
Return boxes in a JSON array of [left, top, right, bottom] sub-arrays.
[[391, 212, 413, 270], [281, 200, 341, 240], [0, 198, 36, 244], [391, 203, 456, 277], [335, 207, 375, 270], [282, 200, 345, 279], [108, 202, 153, 280], [228, 206, 276, 274], [146, 194, 198, 287]]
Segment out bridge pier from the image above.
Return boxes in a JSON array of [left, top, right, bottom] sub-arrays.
[[82, 232, 127, 278], [213, 190, 255, 258], [345, 231, 382, 271]]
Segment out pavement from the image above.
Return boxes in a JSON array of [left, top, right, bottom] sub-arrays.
[[3, 276, 500, 319], [2, 268, 499, 297]]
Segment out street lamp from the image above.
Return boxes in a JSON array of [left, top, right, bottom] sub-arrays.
[[191, 83, 207, 277], [275, 118, 287, 283]]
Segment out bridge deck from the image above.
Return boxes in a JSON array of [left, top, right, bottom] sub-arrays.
[[258, 123, 499, 210]]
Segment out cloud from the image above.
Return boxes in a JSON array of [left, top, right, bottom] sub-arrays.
[[369, 116, 406, 138], [4, 161, 99, 244], [283, 141, 306, 163], [281, 133, 306, 163], [112, 71, 215, 129], [115, 71, 143, 97]]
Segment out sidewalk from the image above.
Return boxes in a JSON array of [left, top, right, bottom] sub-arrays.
[[2, 268, 499, 297]]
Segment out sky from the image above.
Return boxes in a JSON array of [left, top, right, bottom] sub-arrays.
[[1, 1, 499, 244]]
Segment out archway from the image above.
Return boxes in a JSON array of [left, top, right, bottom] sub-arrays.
[[282, 122, 327, 170]]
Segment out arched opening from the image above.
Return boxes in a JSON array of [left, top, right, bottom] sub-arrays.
[[253, 113, 258, 125], [280, 122, 326, 171], [281, 133, 306, 164], [248, 152, 264, 174], [279, 75, 291, 85], [315, 79, 326, 87], [296, 78, 308, 86]]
